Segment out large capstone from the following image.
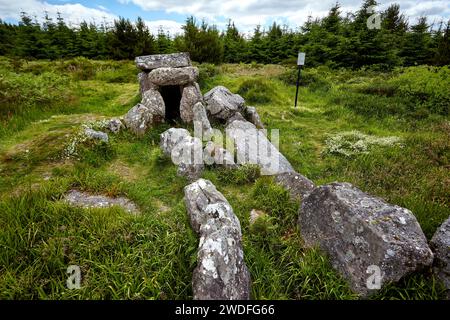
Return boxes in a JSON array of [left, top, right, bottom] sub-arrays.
[[226, 120, 295, 175], [299, 182, 434, 296], [180, 84, 203, 123], [204, 86, 245, 120], [184, 179, 251, 300], [430, 217, 450, 299], [147, 67, 199, 86], [135, 52, 191, 71]]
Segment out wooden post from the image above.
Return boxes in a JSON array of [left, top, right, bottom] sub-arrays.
[[295, 66, 301, 108]]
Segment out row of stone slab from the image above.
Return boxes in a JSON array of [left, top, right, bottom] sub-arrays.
[[183, 175, 449, 299]]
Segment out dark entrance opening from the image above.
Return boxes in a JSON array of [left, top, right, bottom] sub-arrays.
[[160, 85, 182, 123]]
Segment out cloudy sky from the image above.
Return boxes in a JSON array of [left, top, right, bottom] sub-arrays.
[[0, 0, 449, 35]]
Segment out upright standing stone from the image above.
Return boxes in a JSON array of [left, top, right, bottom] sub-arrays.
[[180, 84, 203, 123]]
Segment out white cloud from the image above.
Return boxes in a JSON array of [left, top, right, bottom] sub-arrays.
[[0, 0, 117, 27], [119, 0, 450, 32], [145, 19, 184, 36]]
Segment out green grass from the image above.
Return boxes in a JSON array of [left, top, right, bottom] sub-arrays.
[[0, 57, 448, 299]]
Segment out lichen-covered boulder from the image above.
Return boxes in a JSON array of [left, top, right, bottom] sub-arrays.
[[84, 128, 108, 143], [138, 72, 158, 95], [106, 118, 123, 134], [141, 88, 165, 121], [299, 182, 434, 297], [184, 179, 251, 300], [204, 86, 245, 120], [193, 102, 212, 136], [160, 128, 191, 156], [180, 84, 203, 123], [274, 171, 315, 201], [246, 106, 264, 129], [136, 52, 191, 71], [123, 104, 152, 136], [226, 120, 295, 175], [430, 217, 450, 299], [160, 128, 203, 181], [147, 67, 199, 86]]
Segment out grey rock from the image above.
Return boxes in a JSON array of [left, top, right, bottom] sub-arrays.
[[299, 182, 434, 296], [184, 179, 251, 300], [138, 72, 158, 95], [160, 128, 204, 181], [64, 190, 139, 214], [203, 141, 237, 169], [275, 171, 315, 201], [123, 103, 152, 136], [430, 217, 450, 299], [226, 120, 295, 175], [160, 128, 191, 156], [246, 106, 264, 129], [106, 118, 123, 134], [204, 86, 245, 120], [193, 102, 212, 136], [180, 83, 203, 123], [225, 112, 246, 127], [84, 128, 108, 143], [148, 67, 199, 86], [135, 52, 191, 71], [141, 88, 165, 122]]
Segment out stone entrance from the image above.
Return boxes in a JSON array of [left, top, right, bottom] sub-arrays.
[[160, 85, 182, 122], [123, 52, 204, 134]]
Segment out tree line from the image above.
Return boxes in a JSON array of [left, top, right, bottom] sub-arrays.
[[0, 0, 449, 68]]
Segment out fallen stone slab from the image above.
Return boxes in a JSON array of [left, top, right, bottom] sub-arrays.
[[84, 128, 108, 143], [135, 52, 191, 71], [204, 86, 245, 120], [148, 67, 199, 86], [226, 119, 295, 175], [64, 190, 139, 214], [299, 182, 434, 297], [430, 217, 450, 299], [184, 179, 251, 300], [275, 171, 315, 201]]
